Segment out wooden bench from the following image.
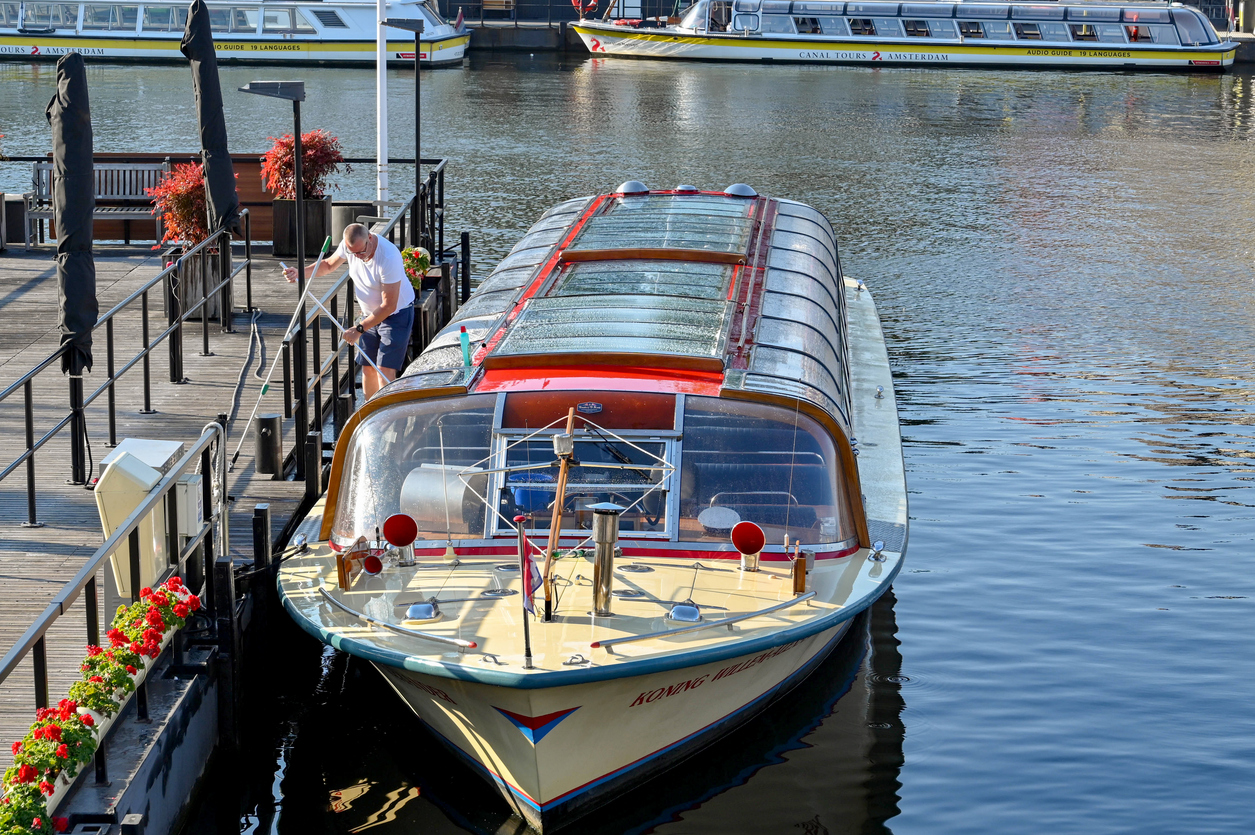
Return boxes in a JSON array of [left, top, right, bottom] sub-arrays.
[[24, 160, 169, 250], [482, 0, 516, 15]]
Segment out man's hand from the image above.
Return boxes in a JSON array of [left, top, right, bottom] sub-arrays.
[[343, 326, 362, 346], [282, 264, 298, 284]]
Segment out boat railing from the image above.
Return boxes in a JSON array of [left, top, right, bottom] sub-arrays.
[[0, 424, 228, 783], [277, 159, 472, 504], [0, 210, 255, 522], [590, 591, 817, 651]]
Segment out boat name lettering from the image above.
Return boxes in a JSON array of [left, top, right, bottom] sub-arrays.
[[879, 52, 949, 62], [3, 45, 105, 56], [629, 674, 710, 707], [411, 678, 457, 704], [799, 50, 869, 60], [711, 640, 802, 683]]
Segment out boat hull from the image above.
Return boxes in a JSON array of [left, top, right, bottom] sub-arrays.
[[0, 33, 469, 66], [374, 618, 853, 831], [573, 24, 1235, 70]]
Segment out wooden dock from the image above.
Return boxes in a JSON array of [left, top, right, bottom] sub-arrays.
[[0, 243, 348, 766]]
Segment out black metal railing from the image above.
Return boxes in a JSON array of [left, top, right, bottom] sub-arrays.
[[275, 161, 470, 499], [0, 211, 254, 527], [0, 423, 226, 784]]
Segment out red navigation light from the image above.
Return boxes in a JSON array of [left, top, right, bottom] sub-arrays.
[[363, 555, 383, 575], [383, 513, 418, 547], [731, 521, 765, 555]]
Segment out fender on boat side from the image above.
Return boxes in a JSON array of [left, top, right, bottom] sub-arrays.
[[276, 553, 901, 689]]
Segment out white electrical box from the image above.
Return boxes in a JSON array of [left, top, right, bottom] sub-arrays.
[[97, 438, 185, 481], [174, 473, 204, 538], [95, 451, 169, 599]]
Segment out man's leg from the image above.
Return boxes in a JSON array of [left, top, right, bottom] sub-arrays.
[[372, 307, 414, 398]]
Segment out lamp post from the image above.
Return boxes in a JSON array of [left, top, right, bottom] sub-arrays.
[[383, 18, 423, 231], [238, 80, 311, 478]]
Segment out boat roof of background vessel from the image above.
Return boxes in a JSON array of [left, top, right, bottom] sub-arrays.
[[400, 185, 854, 437]]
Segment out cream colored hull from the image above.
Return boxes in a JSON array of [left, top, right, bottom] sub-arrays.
[[573, 23, 1236, 70], [0, 33, 469, 66], [374, 619, 852, 830]]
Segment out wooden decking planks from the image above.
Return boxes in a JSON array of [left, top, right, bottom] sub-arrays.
[[0, 244, 351, 766]]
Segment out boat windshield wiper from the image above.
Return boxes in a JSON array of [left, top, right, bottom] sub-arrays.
[[583, 423, 652, 483]]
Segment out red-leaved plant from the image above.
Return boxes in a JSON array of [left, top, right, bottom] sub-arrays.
[[146, 162, 209, 247], [0, 577, 200, 835], [260, 129, 349, 200]]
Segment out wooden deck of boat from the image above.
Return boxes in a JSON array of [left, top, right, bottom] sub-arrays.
[[0, 243, 344, 767]]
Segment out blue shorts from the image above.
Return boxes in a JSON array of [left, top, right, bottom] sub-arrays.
[[357, 305, 414, 373]]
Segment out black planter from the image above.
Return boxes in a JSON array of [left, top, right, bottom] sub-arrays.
[[272, 195, 333, 257]]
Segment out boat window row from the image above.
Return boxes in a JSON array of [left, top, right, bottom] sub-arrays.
[[332, 391, 857, 548], [752, 11, 1184, 42], [0, 2, 328, 32]]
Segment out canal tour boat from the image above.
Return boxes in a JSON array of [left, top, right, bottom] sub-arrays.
[[277, 182, 908, 831], [572, 0, 1236, 70], [0, 0, 469, 66]]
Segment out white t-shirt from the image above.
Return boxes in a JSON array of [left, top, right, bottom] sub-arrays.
[[334, 234, 416, 316]]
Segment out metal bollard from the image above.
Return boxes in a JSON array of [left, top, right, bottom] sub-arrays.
[[252, 504, 272, 573], [590, 503, 623, 617], [214, 554, 239, 751], [255, 414, 282, 476]]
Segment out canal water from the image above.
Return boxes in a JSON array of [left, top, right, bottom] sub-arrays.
[[3, 54, 1255, 834]]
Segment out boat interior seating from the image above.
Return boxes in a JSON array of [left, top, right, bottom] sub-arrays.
[[683, 461, 831, 529]]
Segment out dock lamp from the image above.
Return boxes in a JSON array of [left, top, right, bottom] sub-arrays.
[[382, 19, 424, 213], [237, 80, 312, 476]]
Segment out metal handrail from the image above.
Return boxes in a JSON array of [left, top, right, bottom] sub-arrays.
[[590, 592, 817, 650], [0, 210, 254, 522], [319, 587, 477, 649], [0, 423, 226, 684]]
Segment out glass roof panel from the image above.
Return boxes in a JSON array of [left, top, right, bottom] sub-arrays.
[[552, 260, 733, 301], [567, 194, 757, 254]]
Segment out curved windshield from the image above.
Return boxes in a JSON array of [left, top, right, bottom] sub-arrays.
[[331, 395, 495, 544], [679, 1, 706, 28], [680, 396, 855, 546]]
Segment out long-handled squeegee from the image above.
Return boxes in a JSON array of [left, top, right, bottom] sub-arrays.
[[231, 237, 348, 469]]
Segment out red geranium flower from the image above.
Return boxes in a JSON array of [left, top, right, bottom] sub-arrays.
[[80, 713, 95, 727], [126, 665, 137, 675], [188, 595, 201, 611], [54, 818, 70, 833], [56, 743, 69, 759], [89, 675, 103, 683], [11, 740, 21, 755], [139, 587, 153, 599], [86, 645, 103, 657], [39, 780, 56, 796], [130, 642, 142, 654], [107, 628, 127, 648], [46, 724, 62, 742], [145, 609, 164, 628], [174, 604, 189, 618], [17, 763, 38, 783]]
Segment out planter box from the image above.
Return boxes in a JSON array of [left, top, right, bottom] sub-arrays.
[[272, 195, 333, 257], [163, 245, 227, 322], [331, 201, 376, 247]]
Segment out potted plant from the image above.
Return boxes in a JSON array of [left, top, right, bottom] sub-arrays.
[[147, 161, 224, 320], [261, 129, 348, 257]]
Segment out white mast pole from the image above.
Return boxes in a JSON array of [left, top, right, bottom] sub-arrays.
[[376, 0, 389, 204]]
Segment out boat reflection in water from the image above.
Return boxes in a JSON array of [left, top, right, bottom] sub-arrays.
[[218, 592, 901, 835]]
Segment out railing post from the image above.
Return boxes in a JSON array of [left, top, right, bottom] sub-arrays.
[[201, 449, 216, 618], [86, 575, 100, 648], [129, 527, 142, 603], [106, 318, 117, 447], [438, 169, 446, 254], [200, 247, 212, 357], [214, 553, 239, 752], [68, 374, 86, 485], [141, 289, 156, 414], [252, 504, 272, 574], [33, 637, 48, 710], [220, 232, 234, 333], [460, 231, 471, 303], [305, 429, 321, 501], [312, 297, 323, 435], [245, 210, 254, 312], [167, 261, 185, 383], [22, 380, 43, 528], [281, 341, 293, 420]]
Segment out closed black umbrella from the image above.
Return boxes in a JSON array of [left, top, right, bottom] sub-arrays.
[[45, 52, 98, 375], [181, 0, 240, 235]]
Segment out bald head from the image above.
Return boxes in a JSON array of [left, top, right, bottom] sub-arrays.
[[343, 223, 369, 248]]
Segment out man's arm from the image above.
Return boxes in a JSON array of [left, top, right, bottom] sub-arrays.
[[358, 282, 401, 330], [282, 251, 345, 284]]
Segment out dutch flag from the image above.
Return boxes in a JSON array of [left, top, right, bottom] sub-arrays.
[[521, 546, 543, 616]]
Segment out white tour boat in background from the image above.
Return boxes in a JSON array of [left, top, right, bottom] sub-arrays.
[[0, 0, 469, 65], [278, 181, 908, 831], [573, 0, 1236, 70]]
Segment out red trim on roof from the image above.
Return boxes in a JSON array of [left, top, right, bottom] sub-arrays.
[[473, 366, 724, 395]]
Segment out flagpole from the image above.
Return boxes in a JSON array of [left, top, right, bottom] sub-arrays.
[[515, 514, 534, 670]]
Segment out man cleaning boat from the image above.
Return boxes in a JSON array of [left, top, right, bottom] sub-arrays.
[[282, 222, 415, 399]]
